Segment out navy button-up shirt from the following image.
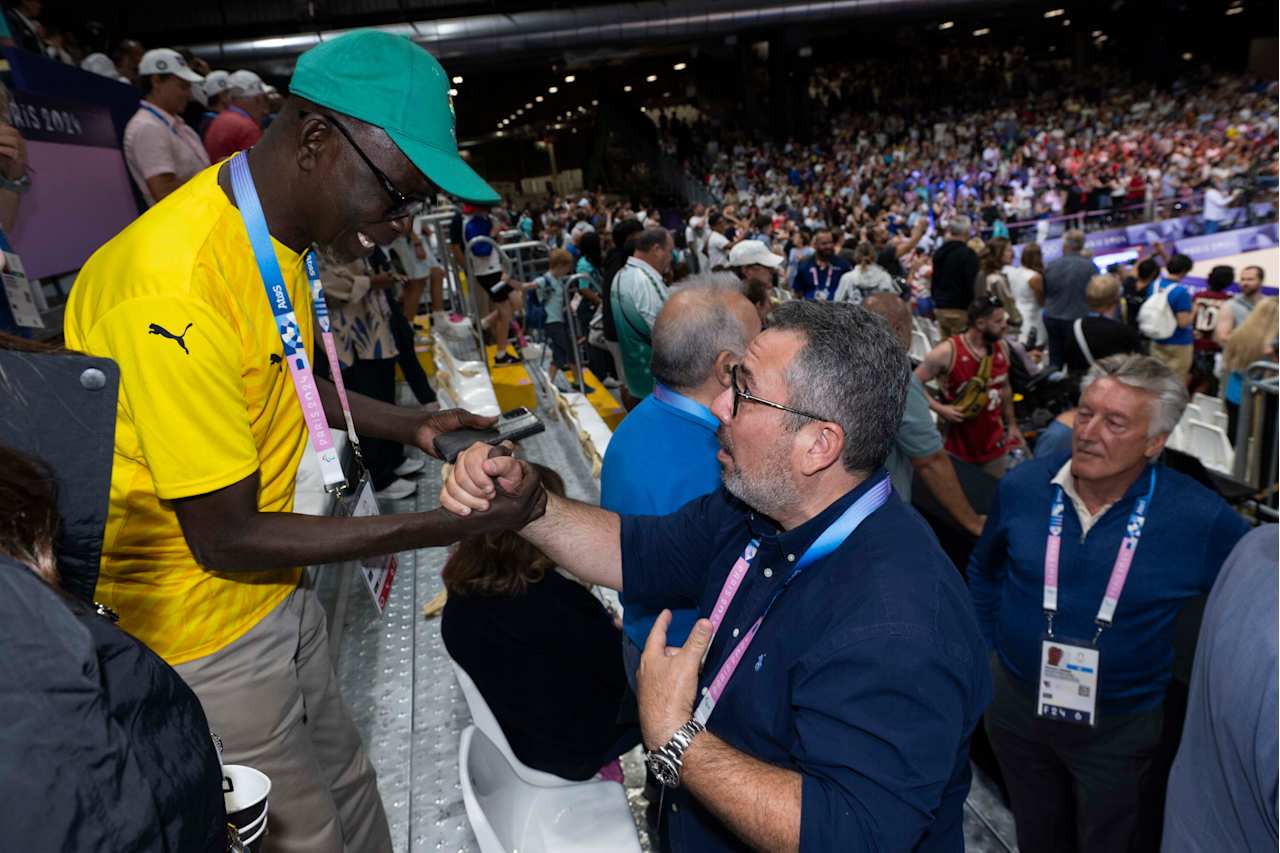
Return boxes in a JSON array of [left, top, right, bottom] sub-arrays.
[[621, 473, 991, 852]]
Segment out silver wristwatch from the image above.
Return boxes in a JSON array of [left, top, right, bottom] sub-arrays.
[[645, 719, 705, 788], [0, 173, 30, 194]]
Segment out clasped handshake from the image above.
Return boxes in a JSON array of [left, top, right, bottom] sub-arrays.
[[437, 441, 548, 532]]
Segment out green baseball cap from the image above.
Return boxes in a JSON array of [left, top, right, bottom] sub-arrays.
[[290, 30, 499, 204]]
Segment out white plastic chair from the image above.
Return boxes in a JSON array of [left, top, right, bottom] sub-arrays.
[[459, 726, 642, 853], [1165, 419, 1188, 454], [1186, 419, 1234, 474], [1210, 409, 1229, 433], [452, 661, 642, 853], [1192, 392, 1225, 421], [1180, 401, 1205, 426], [909, 329, 932, 363]]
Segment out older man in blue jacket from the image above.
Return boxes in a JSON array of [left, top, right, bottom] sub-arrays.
[[969, 353, 1250, 853]]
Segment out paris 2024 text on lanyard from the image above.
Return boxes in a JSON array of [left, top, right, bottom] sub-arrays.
[[1038, 467, 1157, 727], [693, 474, 893, 726], [229, 152, 398, 614]]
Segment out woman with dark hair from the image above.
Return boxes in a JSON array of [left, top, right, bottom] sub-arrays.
[[441, 464, 637, 781], [0, 440, 228, 850], [979, 236, 1021, 335], [573, 229, 608, 375]]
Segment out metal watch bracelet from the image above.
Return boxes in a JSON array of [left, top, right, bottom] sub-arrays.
[[645, 718, 706, 788]]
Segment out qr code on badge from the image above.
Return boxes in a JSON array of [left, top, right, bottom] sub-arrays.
[[1078, 685, 1091, 698]]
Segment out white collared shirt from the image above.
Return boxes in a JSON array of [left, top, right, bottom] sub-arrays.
[[1052, 460, 1116, 537], [123, 101, 211, 206]]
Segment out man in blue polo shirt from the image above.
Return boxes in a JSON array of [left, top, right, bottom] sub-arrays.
[[601, 278, 762, 688], [969, 353, 1249, 853], [792, 229, 850, 301], [442, 301, 991, 852]]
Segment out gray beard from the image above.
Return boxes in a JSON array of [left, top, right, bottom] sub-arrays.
[[722, 456, 801, 521]]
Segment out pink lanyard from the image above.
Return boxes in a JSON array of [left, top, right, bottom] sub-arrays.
[[692, 475, 891, 725], [1043, 467, 1156, 642]]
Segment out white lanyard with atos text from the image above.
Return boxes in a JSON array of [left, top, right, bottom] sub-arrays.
[[692, 475, 892, 726], [1037, 467, 1156, 725]]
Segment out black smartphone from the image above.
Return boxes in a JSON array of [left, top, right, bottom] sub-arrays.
[[433, 407, 546, 463]]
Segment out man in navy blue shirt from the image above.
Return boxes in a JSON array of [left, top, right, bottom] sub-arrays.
[[443, 301, 991, 852], [969, 353, 1250, 853], [792, 230, 851, 301], [601, 279, 762, 689]]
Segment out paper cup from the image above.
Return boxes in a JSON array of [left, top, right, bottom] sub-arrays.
[[238, 802, 268, 839], [222, 764, 271, 830]]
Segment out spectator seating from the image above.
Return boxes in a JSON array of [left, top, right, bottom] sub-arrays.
[[1184, 419, 1235, 475], [452, 662, 642, 853]]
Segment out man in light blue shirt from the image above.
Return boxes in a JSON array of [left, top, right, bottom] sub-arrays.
[[600, 276, 762, 687]]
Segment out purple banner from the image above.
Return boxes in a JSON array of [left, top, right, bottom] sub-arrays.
[[1020, 205, 1277, 264]]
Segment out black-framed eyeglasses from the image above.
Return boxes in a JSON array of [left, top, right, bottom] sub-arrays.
[[730, 364, 826, 421], [302, 110, 430, 222]]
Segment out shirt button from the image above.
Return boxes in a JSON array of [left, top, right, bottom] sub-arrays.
[[672, 803, 680, 813], [732, 627, 740, 638], [787, 553, 796, 562], [763, 568, 773, 578]]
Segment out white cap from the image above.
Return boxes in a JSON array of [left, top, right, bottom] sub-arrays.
[[138, 48, 203, 83], [80, 52, 118, 79], [203, 69, 231, 98], [729, 240, 784, 268], [577, 198, 591, 208], [570, 221, 595, 238], [688, 216, 705, 228], [227, 70, 266, 97], [264, 84, 279, 96]]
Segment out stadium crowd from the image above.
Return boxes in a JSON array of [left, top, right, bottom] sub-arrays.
[[0, 11, 1275, 853]]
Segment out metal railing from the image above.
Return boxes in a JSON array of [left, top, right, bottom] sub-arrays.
[[560, 272, 594, 393], [1233, 360, 1278, 520]]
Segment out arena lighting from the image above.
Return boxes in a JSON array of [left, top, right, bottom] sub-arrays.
[[1062, 18, 1071, 25], [624, 84, 633, 92], [1225, 5, 1242, 12], [1182, 52, 1193, 60], [972, 28, 990, 36], [646, 74, 658, 82], [524, 102, 533, 108], [448, 88, 458, 96], [591, 99, 599, 105], [673, 62, 687, 70], [564, 75, 576, 83], [535, 95, 544, 102], [452, 76, 463, 84], [1091, 30, 1102, 36], [496, 130, 504, 136], [549, 86, 559, 93], [938, 21, 954, 29], [516, 108, 524, 114], [663, 91, 671, 97], [1043, 8, 1065, 17]]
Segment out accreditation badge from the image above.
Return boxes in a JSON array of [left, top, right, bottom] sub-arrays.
[[1037, 638, 1099, 727]]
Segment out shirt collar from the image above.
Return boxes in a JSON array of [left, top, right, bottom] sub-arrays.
[[141, 100, 184, 127], [1051, 459, 1155, 535], [626, 256, 661, 279], [651, 383, 719, 431], [747, 468, 890, 557]]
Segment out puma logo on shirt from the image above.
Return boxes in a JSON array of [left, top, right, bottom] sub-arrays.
[[147, 322, 193, 355], [270, 353, 283, 369]]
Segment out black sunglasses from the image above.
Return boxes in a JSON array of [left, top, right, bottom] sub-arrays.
[[302, 110, 430, 222], [730, 364, 826, 422]]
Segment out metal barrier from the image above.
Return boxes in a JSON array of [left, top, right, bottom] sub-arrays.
[[1233, 359, 1278, 520], [559, 272, 594, 392]]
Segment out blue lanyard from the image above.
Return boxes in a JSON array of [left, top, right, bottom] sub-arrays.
[[652, 383, 719, 430], [694, 473, 893, 723], [139, 103, 179, 136], [140, 101, 208, 162], [228, 153, 347, 491]]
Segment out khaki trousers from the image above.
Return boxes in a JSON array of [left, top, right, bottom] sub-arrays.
[[1150, 342, 1193, 381], [935, 308, 969, 339], [176, 584, 392, 853]]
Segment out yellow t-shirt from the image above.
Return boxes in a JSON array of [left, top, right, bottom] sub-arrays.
[[65, 158, 311, 665]]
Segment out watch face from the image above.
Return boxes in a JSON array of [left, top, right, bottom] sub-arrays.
[[646, 753, 679, 788]]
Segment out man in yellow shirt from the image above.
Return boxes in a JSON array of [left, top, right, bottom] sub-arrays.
[[65, 31, 510, 853]]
